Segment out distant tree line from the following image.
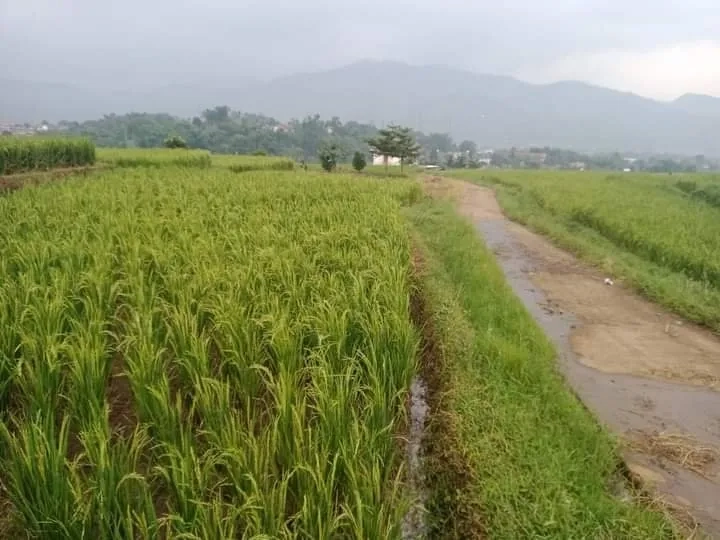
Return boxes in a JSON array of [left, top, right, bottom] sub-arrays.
[[50, 107, 719, 171]]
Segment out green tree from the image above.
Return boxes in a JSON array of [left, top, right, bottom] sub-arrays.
[[318, 142, 342, 172], [202, 106, 231, 124], [352, 151, 367, 172], [164, 135, 188, 148], [367, 124, 420, 173]]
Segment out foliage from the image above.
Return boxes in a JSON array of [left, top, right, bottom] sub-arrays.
[[0, 137, 95, 175], [97, 148, 211, 168], [57, 111, 380, 162], [367, 124, 421, 172], [0, 167, 419, 538], [352, 151, 367, 172], [163, 135, 188, 149], [318, 142, 343, 172]]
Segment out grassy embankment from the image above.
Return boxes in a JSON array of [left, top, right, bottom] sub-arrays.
[[450, 169, 720, 332], [407, 195, 677, 538]]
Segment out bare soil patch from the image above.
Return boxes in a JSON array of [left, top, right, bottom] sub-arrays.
[[106, 351, 138, 440]]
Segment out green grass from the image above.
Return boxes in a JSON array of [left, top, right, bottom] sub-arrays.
[[97, 148, 212, 168], [0, 137, 95, 175], [450, 169, 720, 332], [0, 167, 422, 538], [407, 197, 677, 538]]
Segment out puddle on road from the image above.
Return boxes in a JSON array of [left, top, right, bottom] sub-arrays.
[[402, 376, 429, 540], [476, 214, 720, 536]]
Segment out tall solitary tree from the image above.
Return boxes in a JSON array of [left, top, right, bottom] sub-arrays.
[[367, 124, 421, 173]]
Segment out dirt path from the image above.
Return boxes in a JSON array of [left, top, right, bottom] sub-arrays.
[[424, 176, 720, 537]]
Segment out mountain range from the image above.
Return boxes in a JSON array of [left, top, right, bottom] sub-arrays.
[[3, 61, 720, 156]]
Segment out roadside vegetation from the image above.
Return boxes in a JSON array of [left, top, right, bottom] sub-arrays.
[[0, 137, 95, 175], [451, 169, 720, 332], [407, 197, 676, 538]]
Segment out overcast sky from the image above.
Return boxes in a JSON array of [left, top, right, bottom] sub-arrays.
[[2, 0, 719, 100]]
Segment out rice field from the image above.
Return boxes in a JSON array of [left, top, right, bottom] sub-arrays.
[[97, 148, 212, 168], [0, 161, 683, 538], [211, 154, 295, 172], [0, 137, 95, 175], [451, 169, 720, 329], [97, 149, 295, 171], [0, 167, 421, 538]]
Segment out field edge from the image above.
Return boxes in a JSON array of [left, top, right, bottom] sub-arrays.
[[406, 194, 679, 538]]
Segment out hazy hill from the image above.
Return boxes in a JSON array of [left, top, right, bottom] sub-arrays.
[[672, 93, 720, 118], [2, 61, 719, 155]]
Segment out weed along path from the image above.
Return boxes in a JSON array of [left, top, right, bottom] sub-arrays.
[[424, 176, 720, 536]]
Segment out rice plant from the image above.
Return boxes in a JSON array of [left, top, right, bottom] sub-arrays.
[[97, 148, 212, 168], [0, 167, 419, 538], [0, 137, 95, 175]]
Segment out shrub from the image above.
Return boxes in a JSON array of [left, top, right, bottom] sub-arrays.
[[164, 135, 188, 149], [319, 143, 341, 172], [352, 151, 367, 172]]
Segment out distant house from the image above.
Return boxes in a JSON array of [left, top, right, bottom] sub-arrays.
[[372, 154, 401, 166], [272, 123, 290, 133], [515, 150, 547, 165]]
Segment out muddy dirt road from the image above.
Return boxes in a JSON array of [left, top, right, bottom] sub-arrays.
[[425, 176, 720, 537]]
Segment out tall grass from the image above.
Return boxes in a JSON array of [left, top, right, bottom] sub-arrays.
[[0, 168, 419, 537], [97, 148, 212, 168], [0, 137, 95, 175]]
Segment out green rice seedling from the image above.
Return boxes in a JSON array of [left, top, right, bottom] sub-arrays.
[[76, 421, 159, 538], [0, 415, 83, 537]]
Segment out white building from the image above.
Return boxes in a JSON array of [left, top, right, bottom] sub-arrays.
[[372, 154, 402, 166]]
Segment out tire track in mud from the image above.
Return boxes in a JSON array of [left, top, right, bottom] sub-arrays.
[[424, 176, 720, 537]]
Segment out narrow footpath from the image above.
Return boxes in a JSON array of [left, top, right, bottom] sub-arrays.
[[425, 176, 720, 537]]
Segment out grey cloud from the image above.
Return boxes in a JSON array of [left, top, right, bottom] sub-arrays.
[[1, 0, 718, 95]]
